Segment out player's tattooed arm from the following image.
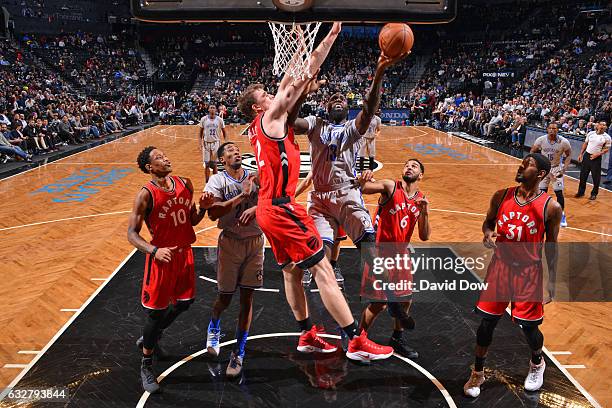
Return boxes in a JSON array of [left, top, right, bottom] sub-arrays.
[[544, 199, 562, 303], [482, 189, 506, 249]]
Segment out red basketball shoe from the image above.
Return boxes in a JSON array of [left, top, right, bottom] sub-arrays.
[[297, 326, 338, 353], [346, 330, 394, 361]]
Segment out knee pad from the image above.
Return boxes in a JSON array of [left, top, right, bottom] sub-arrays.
[[522, 325, 544, 351], [476, 317, 499, 347]]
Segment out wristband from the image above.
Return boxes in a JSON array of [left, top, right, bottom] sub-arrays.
[[151, 246, 158, 257]]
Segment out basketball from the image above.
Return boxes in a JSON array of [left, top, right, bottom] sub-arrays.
[[378, 23, 414, 58]]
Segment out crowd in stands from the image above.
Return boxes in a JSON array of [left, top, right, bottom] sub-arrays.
[[0, 37, 163, 164], [1, 0, 610, 167], [21, 32, 147, 97]]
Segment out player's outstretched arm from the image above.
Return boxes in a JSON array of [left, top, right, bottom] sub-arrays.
[[290, 76, 326, 134], [267, 23, 342, 125], [356, 170, 394, 196], [482, 189, 506, 248], [355, 52, 409, 135], [544, 199, 562, 303]]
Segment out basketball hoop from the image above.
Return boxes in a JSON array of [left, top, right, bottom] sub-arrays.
[[268, 21, 322, 80]]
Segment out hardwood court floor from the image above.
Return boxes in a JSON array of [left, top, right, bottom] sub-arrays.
[[0, 125, 609, 405]]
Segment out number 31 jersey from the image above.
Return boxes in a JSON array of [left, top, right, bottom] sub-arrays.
[[494, 186, 550, 262], [143, 176, 196, 248]]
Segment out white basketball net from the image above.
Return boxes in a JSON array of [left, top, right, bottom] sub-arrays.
[[268, 21, 322, 80]]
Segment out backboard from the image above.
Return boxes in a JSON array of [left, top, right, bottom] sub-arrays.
[[131, 0, 457, 24]]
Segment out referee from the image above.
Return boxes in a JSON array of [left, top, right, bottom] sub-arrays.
[[575, 121, 611, 200]]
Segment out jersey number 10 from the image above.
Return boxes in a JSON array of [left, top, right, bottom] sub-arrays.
[[170, 209, 188, 227]]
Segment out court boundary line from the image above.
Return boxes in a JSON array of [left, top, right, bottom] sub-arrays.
[[445, 246, 603, 408], [135, 332, 458, 408], [0, 248, 137, 402], [0, 125, 168, 183], [424, 127, 610, 192], [0, 210, 132, 233]]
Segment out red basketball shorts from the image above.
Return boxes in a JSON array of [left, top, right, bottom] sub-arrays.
[[256, 201, 324, 269], [142, 246, 195, 310], [476, 255, 544, 325], [361, 244, 412, 302]]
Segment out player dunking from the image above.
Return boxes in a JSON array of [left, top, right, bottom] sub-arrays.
[[237, 22, 394, 362], [355, 159, 430, 359], [199, 105, 227, 183], [464, 153, 562, 397], [530, 122, 571, 227], [358, 111, 382, 171], [202, 142, 263, 378], [127, 146, 208, 393]]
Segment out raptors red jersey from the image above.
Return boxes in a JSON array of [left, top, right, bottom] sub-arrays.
[[143, 176, 196, 248], [248, 112, 300, 201], [375, 181, 424, 243], [494, 186, 550, 262]]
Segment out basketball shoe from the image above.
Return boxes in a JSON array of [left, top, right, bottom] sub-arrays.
[[297, 326, 338, 353], [464, 369, 485, 397], [346, 330, 394, 361], [524, 359, 545, 391], [207, 326, 222, 357]]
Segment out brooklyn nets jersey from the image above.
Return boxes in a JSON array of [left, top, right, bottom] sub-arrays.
[[305, 116, 363, 192], [199, 115, 225, 143], [532, 135, 571, 167]]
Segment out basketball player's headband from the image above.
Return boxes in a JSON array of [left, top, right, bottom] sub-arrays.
[[525, 153, 551, 176]]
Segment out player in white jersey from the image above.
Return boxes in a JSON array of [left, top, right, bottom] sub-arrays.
[[358, 112, 382, 171], [201, 141, 263, 377], [530, 122, 572, 227], [292, 54, 414, 334], [199, 105, 227, 183]]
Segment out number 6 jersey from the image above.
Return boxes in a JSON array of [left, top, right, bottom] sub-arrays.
[[143, 176, 197, 248], [375, 180, 424, 243]]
